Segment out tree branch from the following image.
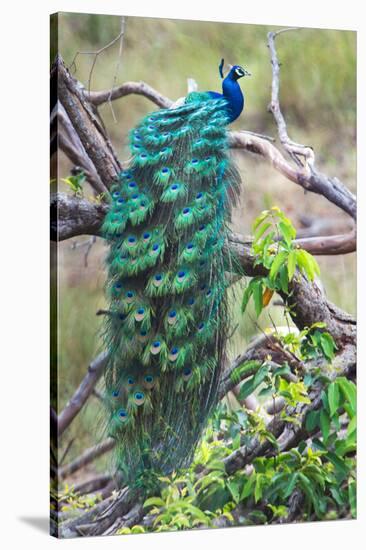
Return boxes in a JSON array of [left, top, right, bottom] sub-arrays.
[[87, 81, 173, 109], [57, 351, 108, 437], [55, 55, 121, 188], [58, 438, 115, 480], [229, 130, 357, 225], [267, 29, 356, 221]]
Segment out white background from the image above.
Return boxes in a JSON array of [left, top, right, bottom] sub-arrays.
[[0, 0, 364, 548]]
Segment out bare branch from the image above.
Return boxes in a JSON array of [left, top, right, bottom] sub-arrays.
[[87, 81, 173, 109], [55, 55, 121, 188], [229, 131, 356, 223], [50, 192, 107, 242], [69, 17, 126, 94], [59, 487, 137, 538], [58, 438, 115, 480], [53, 192, 355, 255], [57, 351, 108, 437], [56, 102, 107, 194], [72, 474, 112, 496], [267, 30, 356, 221]]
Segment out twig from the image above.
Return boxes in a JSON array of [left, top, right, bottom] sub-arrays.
[[229, 131, 356, 223], [56, 55, 121, 187], [107, 17, 126, 123], [57, 114, 107, 195], [87, 80, 173, 109], [69, 17, 126, 95], [240, 129, 276, 143], [57, 351, 108, 437], [58, 438, 115, 480], [267, 29, 356, 221], [267, 28, 312, 167], [71, 235, 97, 267], [59, 438, 75, 467], [72, 474, 112, 496]]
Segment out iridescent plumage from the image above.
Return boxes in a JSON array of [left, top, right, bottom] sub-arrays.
[[101, 63, 249, 487]]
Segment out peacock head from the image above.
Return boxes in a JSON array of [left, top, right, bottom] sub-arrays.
[[229, 65, 251, 81]]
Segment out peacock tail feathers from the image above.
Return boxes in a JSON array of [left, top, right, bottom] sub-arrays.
[[101, 92, 242, 488]]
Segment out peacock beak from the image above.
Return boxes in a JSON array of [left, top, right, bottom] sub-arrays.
[[243, 68, 251, 76]]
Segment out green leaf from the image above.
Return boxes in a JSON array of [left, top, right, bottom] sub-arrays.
[[239, 364, 269, 400], [328, 381, 340, 416], [283, 473, 298, 498], [241, 283, 254, 313], [320, 333, 336, 361], [253, 364, 269, 386], [320, 409, 330, 443], [279, 264, 289, 293], [227, 480, 240, 504], [253, 210, 270, 231], [312, 438, 327, 452], [144, 496, 166, 508], [295, 249, 320, 281], [238, 377, 256, 400], [254, 473, 264, 503], [252, 280, 264, 317], [254, 221, 272, 244], [287, 250, 297, 281], [326, 452, 350, 479], [305, 410, 320, 432], [241, 474, 255, 500], [273, 365, 291, 379], [337, 378, 356, 415], [298, 473, 321, 517], [330, 486, 345, 507], [347, 415, 357, 437], [269, 250, 288, 282], [278, 220, 296, 247], [348, 479, 356, 518]]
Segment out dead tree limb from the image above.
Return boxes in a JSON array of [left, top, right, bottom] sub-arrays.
[[87, 81, 173, 109], [267, 29, 356, 221], [55, 55, 121, 188], [58, 351, 108, 437], [52, 191, 355, 256], [58, 438, 115, 480]]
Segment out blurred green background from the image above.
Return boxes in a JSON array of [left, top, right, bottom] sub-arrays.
[[53, 13, 356, 478]]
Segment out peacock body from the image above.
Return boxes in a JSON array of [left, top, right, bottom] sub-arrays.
[[101, 63, 249, 488]]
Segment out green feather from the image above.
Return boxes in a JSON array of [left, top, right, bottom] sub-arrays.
[[101, 92, 242, 488]]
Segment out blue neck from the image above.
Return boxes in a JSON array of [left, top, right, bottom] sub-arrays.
[[222, 75, 244, 123]]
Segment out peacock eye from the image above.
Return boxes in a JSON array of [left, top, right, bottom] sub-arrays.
[[118, 408, 128, 420], [134, 391, 145, 405]]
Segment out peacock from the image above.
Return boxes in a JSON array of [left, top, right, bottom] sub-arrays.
[[101, 61, 250, 489]]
